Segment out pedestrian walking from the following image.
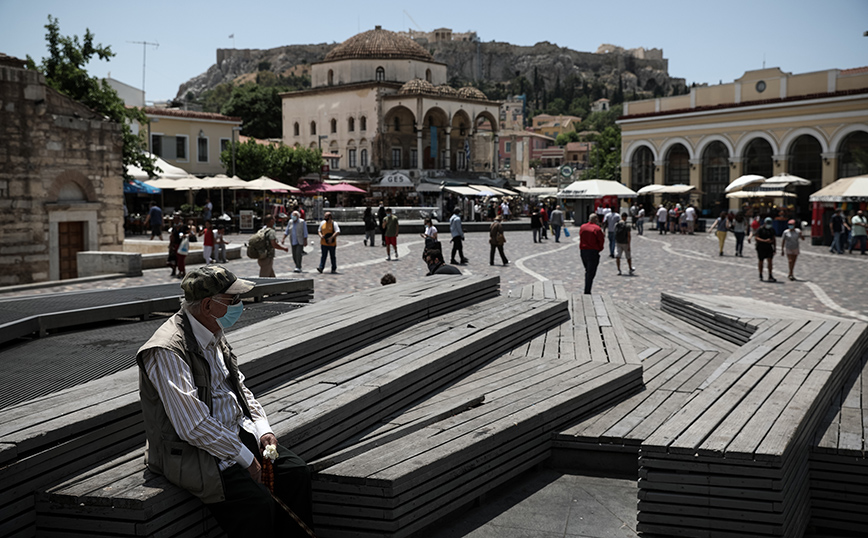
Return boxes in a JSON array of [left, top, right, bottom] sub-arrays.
[[539, 204, 549, 240], [614, 212, 634, 276], [636, 204, 645, 235], [710, 211, 731, 256], [173, 219, 189, 279], [377, 201, 387, 247], [781, 219, 805, 281], [754, 217, 777, 281], [604, 209, 620, 258], [489, 215, 509, 266], [531, 207, 542, 243], [282, 211, 308, 272], [383, 208, 400, 261], [257, 215, 287, 278], [214, 225, 229, 263], [363, 205, 377, 246], [199, 220, 214, 264], [849, 209, 867, 255], [656, 205, 667, 234], [317, 212, 341, 273], [579, 214, 605, 294], [829, 208, 848, 254], [501, 200, 511, 221], [202, 198, 213, 221], [685, 204, 697, 234], [550, 205, 565, 242], [732, 212, 747, 257], [449, 208, 469, 264], [136, 266, 314, 538], [144, 201, 164, 240], [167, 215, 182, 277]]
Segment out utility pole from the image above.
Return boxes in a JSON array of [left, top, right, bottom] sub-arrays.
[[128, 40, 159, 105]]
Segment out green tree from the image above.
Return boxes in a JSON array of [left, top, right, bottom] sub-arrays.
[[27, 15, 154, 177], [200, 82, 235, 113], [220, 140, 322, 183], [581, 126, 622, 181], [555, 131, 580, 146], [221, 84, 282, 139]]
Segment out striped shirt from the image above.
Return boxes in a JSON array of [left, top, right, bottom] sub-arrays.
[[141, 312, 272, 471]]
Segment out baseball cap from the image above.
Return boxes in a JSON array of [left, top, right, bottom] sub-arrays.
[[764, 217, 773, 224], [181, 266, 254, 301], [787, 219, 796, 225]]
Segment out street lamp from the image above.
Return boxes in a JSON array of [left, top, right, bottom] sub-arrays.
[[231, 126, 242, 176]]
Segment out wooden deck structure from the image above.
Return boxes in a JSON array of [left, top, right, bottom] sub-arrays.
[[2, 280, 867, 537]]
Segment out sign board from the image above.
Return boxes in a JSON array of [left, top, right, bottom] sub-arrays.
[[321, 164, 330, 174], [560, 165, 574, 178], [239, 210, 254, 231], [378, 173, 413, 187]]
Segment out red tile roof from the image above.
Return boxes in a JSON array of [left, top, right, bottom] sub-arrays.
[[141, 107, 241, 122], [841, 66, 868, 75]]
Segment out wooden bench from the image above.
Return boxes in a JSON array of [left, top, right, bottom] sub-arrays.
[[0, 276, 498, 537], [636, 316, 868, 538], [36, 290, 570, 538]]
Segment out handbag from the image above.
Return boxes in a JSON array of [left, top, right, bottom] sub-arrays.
[[563, 227, 571, 237], [177, 237, 190, 256]]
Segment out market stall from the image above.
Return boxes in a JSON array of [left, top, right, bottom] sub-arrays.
[[557, 179, 638, 225], [808, 174, 868, 245]]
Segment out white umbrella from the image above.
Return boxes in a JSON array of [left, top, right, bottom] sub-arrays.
[[202, 175, 249, 214], [126, 153, 190, 180], [725, 174, 766, 193], [809, 174, 868, 202], [763, 173, 813, 187], [558, 179, 637, 199], [170, 175, 210, 191], [636, 184, 665, 195], [243, 176, 300, 220], [726, 190, 797, 199]]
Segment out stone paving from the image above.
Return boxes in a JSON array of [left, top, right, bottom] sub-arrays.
[[5, 224, 867, 323]]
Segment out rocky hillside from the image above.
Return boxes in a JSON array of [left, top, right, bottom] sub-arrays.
[[176, 38, 685, 101]]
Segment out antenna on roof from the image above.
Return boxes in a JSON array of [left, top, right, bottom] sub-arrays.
[[128, 40, 159, 106], [763, 53, 766, 69]]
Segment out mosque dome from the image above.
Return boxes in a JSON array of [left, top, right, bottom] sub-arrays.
[[324, 26, 435, 63], [435, 84, 459, 96], [457, 86, 488, 100], [400, 78, 436, 94]]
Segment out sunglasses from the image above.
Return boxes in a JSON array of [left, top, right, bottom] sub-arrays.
[[213, 294, 241, 306]]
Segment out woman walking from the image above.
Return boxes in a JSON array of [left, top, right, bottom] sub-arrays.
[[363, 205, 377, 246], [732, 212, 747, 257], [709, 211, 730, 256], [489, 215, 509, 266], [531, 208, 542, 243], [781, 219, 805, 280]]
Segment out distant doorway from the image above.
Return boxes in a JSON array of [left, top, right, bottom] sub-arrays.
[[58, 221, 85, 280]]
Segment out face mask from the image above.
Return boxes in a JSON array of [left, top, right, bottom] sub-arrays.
[[765, 224, 772, 229], [788, 224, 794, 229], [213, 301, 243, 329], [291, 215, 298, 222]]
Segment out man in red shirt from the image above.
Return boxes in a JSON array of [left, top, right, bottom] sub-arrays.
[[579, 214, 605, 294]]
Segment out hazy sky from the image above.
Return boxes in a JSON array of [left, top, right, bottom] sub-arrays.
[[2, 0, 866, 103]]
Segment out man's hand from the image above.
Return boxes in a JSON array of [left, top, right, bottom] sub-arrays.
[[247, 458, 262, 483], [260, 433, 278, 451]]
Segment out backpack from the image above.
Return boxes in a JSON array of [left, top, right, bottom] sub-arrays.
[[246, 228, 269, 259], [615, 221, 629, 244]]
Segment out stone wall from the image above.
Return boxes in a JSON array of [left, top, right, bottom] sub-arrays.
[[0, 62, 124, 285]]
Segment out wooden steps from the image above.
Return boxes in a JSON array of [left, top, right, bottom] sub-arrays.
[[1, 276, 499, 538], [33, 283, 569, 538], [809, 350, 868, 536], [309, 358, 642, 537], [636, 316, 868, 538]]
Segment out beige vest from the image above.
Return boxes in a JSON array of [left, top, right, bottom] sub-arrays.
[[136, 311, 251, 504]]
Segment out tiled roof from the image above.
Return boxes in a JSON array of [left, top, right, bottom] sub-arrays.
[[324, 26, 434, 63], [841, 66, 868, 75], [141, 107, 241, 122]]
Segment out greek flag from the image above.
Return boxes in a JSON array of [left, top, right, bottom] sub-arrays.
[[228, 34, 234, 39]]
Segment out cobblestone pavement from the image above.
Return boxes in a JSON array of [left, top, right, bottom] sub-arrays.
[[5, 226, 867, 322]]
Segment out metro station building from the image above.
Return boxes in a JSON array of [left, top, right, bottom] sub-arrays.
[[618, 67, 868, 217]]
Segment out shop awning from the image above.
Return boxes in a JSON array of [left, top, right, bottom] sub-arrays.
[[809, 174, 868, 202], [376, 172, 414, 187], [443, 186, 482, 196], [416, 183, 443, 193], [726, 190, 797, 199], [557, 179, 637, 199]]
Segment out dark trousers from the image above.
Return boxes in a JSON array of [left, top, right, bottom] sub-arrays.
[[490, 244, 508, 265], [580, 249, 600, 294], [207, 431, 312, 538], [734, 232, 745, 255], [319, 244, 337, 271], [451, 237, 466, 263]]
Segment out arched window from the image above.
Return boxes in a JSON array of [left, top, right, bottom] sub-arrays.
[[330, 118, 337, 134], [360, 116, 367, 131], [360, 148, 368, 168], [310, 121, 316, 136], [838, 131, 868, 178], [425, 69, 432, 83], [702, 142, 730, 215], [789, 135, 823, 221], [743, 138, 773, 178], [665, 144, 690, 185], [348, 117, 355, 132], [293, 122, 299, 137], [327, 69, 334, 86], [393, 117, 400, 133], [376, 66, 385, 81], [631, 146, 654, 188]]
